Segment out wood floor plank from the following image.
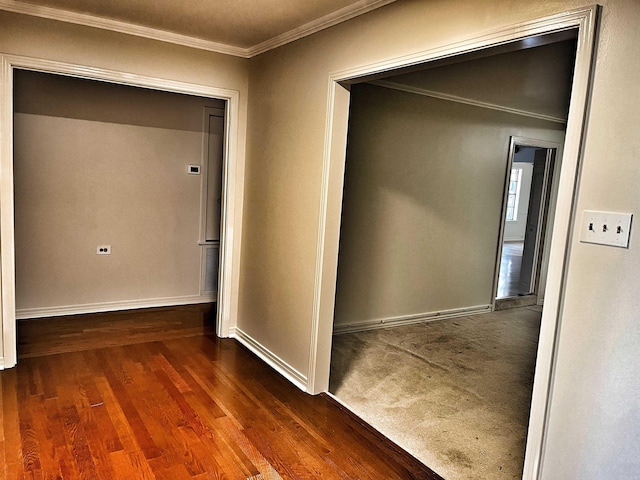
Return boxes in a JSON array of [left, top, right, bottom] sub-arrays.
[[3, 306, 443, 479]]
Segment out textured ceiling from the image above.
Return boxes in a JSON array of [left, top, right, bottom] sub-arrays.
[[14, 0, 372, 48]]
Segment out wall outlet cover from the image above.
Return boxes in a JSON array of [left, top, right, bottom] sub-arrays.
[[97, 245, 111, 255]]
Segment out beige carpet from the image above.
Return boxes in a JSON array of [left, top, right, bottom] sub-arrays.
[[329, 306, 542, 480]]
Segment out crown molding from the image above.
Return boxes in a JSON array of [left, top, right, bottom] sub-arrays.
[[0, 0, 251, 57], [0, 0, 396, 58], [247, 0, 397, 57], [372, 80, 568, 124]]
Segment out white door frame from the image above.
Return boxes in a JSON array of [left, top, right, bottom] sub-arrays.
[[492, 136, 563, 306], [0, 55, 244, 368], [308, 6, 599, 480]]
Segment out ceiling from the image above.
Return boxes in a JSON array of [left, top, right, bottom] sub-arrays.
[[0, 0, 396, 56], [2, 0, 577, 119]]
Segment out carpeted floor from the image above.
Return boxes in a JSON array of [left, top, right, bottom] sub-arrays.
[[329, 306, 542, 480]]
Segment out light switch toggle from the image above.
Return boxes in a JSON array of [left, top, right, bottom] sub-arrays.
[[580, 210, 633, 248]]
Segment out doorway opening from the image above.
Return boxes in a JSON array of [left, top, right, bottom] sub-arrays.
[[495, 138, 562, 310], [328, 34, 575, 478], [0, 55, 243, 369], [313, 6, 599, 480], [12, 69, 227, 356]]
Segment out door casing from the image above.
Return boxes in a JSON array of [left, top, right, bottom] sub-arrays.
[[0, 55, 244, 368], [309, 7, 600, 480], [493, 137, 562, 305]]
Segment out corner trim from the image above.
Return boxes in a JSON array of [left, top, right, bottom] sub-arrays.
[[371, 80, 568, 124], [247, 0, 396, 57], [0, 0, 396, 58], [16, 295, 216, 320], [233, 327, 308, 391], [333, 305, 492, 335], [0, 0, 249, 58]]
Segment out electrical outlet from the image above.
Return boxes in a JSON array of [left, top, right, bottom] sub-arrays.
[[580, 210, 632, 248], [97, 245, 111, 255]]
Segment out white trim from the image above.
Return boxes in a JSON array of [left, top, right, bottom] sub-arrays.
[[371, 80, 568, 124], [15, 295, 216, 320], [333, 305, 492, 335], [247, 0, 397, 57], [0, 0, 396, 59], [491, 136, 563, 310], [0, 0, 249, 58], [308, 80, 336, 395], [232, 327, 307, 391], [0, 55, 16, 369], [0, 54, 245, 367], [216, 80, 242, 339], [310, 6, 599, 480]]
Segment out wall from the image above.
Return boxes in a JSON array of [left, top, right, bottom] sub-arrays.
[[333, 83, 564, 328], [242, 0, 640, 477], [13, 71, 224, 311]]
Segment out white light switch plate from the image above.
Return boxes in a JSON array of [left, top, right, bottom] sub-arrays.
[[580, 210, 633, 248]]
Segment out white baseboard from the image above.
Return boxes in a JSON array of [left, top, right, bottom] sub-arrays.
[[16, 294, 216, 320], [232, 327, 307, 391], [333, 304, 492, 335]]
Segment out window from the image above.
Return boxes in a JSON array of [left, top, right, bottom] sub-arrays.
[[506, 168, 523, 221]]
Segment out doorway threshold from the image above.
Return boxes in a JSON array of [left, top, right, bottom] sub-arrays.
[[495, 294, 538, 310]]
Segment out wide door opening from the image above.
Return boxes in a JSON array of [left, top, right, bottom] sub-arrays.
[[328, 29, 577, 480], [5, 66, 237, 363]]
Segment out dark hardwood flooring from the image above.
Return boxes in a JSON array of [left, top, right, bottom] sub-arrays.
[[2, 306, 441, 479]]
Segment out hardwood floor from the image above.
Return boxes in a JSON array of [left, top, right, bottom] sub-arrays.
[[496, 241, 525, 299], [2, 306, 441, 479], [17, 304, 216, 358]]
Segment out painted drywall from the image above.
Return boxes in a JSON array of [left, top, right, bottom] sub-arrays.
[[242, 0, 576, 378], [385, 38, 577, 121], [1, 1, 639, 478], [242, 0, 640, 477], [332, 83, 564, 328], [13, 71, 224, 310]]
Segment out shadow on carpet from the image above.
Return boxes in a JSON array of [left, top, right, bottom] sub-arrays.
[[329, 307, 542, 480]]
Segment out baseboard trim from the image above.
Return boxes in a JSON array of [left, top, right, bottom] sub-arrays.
[[16, 295, 216, 320], [232, 327, 307, 391], [333, 304, 492, 335], [494, 295, 537, 311]]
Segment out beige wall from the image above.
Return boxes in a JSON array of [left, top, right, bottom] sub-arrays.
[[333, 83, 564, 327], [0, 11, 249, 90], [242, 0, 640, 477], [13, 72, 224, 310]]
